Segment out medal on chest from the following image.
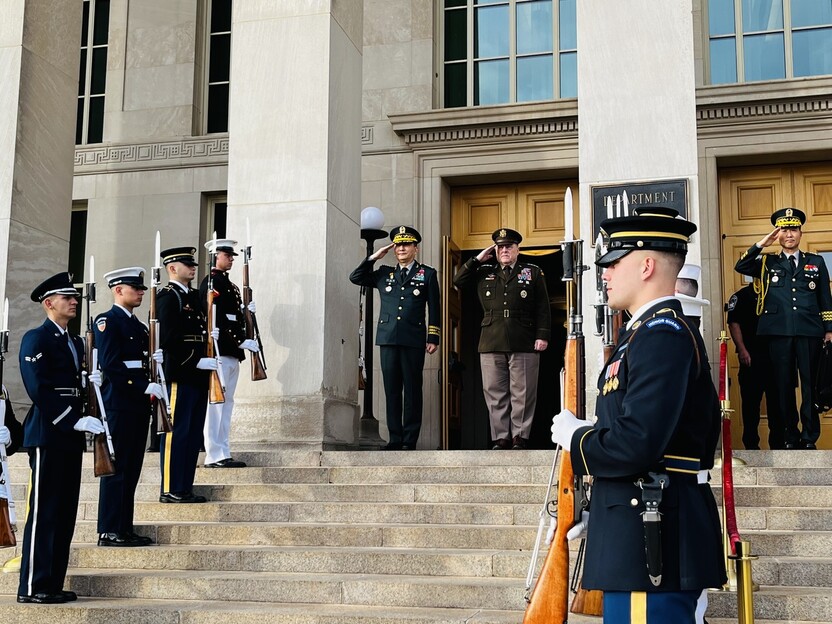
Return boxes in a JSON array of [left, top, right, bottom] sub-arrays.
[[602, 359, 622, 395]]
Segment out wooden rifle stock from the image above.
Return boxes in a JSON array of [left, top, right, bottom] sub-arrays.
[[206, 284, 226, 405], [86, 316, 115, 477], [148, 279, 172, 434], [242, 251, 267, 381]]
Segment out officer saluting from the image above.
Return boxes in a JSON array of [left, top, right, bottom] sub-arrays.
[[157, 247, 218, 503], [17, 273, 105, 604], [91, 268, 163, 546], [350, 226, 440, 450]]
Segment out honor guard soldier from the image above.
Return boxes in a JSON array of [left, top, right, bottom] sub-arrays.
[[91, 268, 163, 546], [157, 247, 218, 503], [734, 208, 832, 449], [350, 226, 440, 450], [453, 228, 551, 450], [17, 273, 106, 604], [550, 208, 726, 621], [0, 387, 23, 455], [199, 239, 259, 468]]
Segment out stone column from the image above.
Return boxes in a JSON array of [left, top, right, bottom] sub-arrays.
[[0, 0, 82, 407], [225, 2, 363, 447], [577, 0, 700, 395]]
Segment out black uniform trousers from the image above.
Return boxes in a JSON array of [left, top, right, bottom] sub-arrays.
[[160, 379, 208, 495], [17, 447, 82, 597], [767, 335, 822, 446], [98, 408, 151, 533], [738, 361, 767, 449], [380, 345, 426, 447]]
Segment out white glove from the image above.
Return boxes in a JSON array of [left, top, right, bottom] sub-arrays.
[[247, 300, 256, 314], [152, 349, 164, 365], [550, 408, 585, 448], [239, 338, 259, 353], [144, 382, 164, 400], [567, 510, 589, 541], [196, 357, 219, 371], [74, 416, 105, 435], [0, 426, 10, 446], [88, 370, 103, 387], [210, 327, 220, 342]]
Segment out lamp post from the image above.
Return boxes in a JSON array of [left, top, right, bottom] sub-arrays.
[[359, 207, 387, 447]]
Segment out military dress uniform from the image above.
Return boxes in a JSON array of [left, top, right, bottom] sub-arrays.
[[453, 228, 551, 448], [157, 248, 210, 501], [1, 385, 24, 456], [199, 239, 247, 468], [734, 208, 832, 448], [94, 268, 153, 543], [349, 226, 440, 449], [17, 273, 87, 603]]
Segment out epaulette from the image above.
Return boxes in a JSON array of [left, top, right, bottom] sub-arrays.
[[520, 262, 541, 270], [419, 263, 435, 271]]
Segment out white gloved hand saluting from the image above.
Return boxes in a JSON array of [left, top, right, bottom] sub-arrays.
[[196, 357, 219, 371], [152, 349, 164, 365], [74, 416, 105, 435], [210, 327, 220, 342], [88, 370, 103, 387], [550, 408, 584, 449], [0, 426, 10, 447], [144, 382, 164, 400], [239, 338, 259, 353], [247, 301, 256, 314]]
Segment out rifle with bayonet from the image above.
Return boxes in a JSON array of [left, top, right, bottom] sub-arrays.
[[243, 218, 267, 381], [0, 298, 17, 546], [84, 256, 116, 477], [206, 233, 226, 404], [149, 232, 173, 434]]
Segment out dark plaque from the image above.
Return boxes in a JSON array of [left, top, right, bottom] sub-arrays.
[[591, 179, 688, 235]]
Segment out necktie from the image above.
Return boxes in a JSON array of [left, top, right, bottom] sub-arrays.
[[399, 266, 407, 283], [790, 255, 798, 273], [503, 265, 511, 278], [66, 333, 79, 370]]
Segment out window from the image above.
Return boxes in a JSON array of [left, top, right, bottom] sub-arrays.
[[76, 0, 110, 144], [68, 203, 88, 335], [708, 0, 832, 84], [443, 0, 576, 108], [205, 0, 232, 133]]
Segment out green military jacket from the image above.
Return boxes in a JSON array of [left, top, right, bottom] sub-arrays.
[[453, 257, 551, 353]]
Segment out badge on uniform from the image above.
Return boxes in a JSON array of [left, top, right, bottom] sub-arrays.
[[772, 275, 779, 283], [520, 290, 527, 298], [810, 281, 817, 290], [806, 264, 819, 273], [602, 359, 621, 395], [385, 286, 392, 292], [96, 318, 107, 332], [413, 289, 420, 296], [413, 268, 426, 283]]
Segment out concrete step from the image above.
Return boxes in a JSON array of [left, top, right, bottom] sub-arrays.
[[707, 585, 832, 621]]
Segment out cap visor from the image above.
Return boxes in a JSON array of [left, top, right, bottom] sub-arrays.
[[596, 248, 632, 267]]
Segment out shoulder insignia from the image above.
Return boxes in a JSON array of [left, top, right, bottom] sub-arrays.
[[420, 264, 435, 271], [521, 263, 541, 270], [727, 294, 738, 312], [24, 353, 43, 362], [645, 316, 682, 331], [96, 318, 107, 332]]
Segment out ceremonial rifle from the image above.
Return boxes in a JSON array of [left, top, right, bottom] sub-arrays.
[[243, 218, 267, 381], [206, 233, 226, 404], [85, 257, 116, 477], [149, 232, 173, 433], [0, 298, 17, 546]]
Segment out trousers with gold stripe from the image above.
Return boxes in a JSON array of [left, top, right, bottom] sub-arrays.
[[160, 378, 208, 495], [604, 590, 700, 624]]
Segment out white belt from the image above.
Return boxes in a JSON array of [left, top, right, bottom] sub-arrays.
[[123, 360, 143, 369], [697, 469, 709, 485]]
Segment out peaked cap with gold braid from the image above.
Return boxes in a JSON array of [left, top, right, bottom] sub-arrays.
[[390, 226, 421, 244], [771, 207, 806, 228], [597, 206, 697, 267]]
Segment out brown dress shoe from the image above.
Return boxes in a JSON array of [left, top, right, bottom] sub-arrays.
[[491, 438, 511, 450], [512, 436, 528, 449]]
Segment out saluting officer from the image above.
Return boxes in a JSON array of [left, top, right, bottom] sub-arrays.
[[350, 226, 440, 450], [157, 247, 218, 503], [91, 268, 162, 546], [199, 239, 259, 468], [550, 208, 726, 621], [734, 207, 832, 449], [453, 228, 551, 450], [17, 273, 105, 604]]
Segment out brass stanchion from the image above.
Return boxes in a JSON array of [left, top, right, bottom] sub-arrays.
[[729, 540, 757, 623]]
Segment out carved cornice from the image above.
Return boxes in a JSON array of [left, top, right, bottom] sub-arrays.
[[74, 135, 229, 174]]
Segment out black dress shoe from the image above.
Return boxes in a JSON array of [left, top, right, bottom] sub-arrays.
[[159, 492, 207, 504], [61, 590, 78, 602], [381, 443, 403, 450], [17, 592, 67, 604], [128, 532, 153, 545], [204, 458, 247, 468], [98, 532, 142, 547], [784, 442, 798, 450], [512, 436, 528, 450], [491, 438, 511, 450], [803, 441, 817, 450]]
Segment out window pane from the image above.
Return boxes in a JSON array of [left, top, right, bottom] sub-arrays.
[[477, 0, 507, 4], [87, 96, 105, 143], [93, 0, 110, 46], [445, 8, 467, 61], [559, 51, 577, 97], [76, 98, 84, 144], [517, 1, 552, 54], [475, 59, 509, 105], [91, 47, 107, 95], [207, 83, 230, 133], [445, 0, 466, 7], [69, 209, 88, 280], [517, 54, 552, 101], [81, 0, 90, 45], [214, 202, 228, 239], [743, 32, 785, 80], [78, 49, 87, 96], [559, 0, 576, 49], [475, 5, 509, 58], [793, 28, 832, 77], [444, 62, 467, 107], [209, 33, 231, 83], [710, 37, 738, 83], [792, 0, 832, 28], [742, 0, 782, 32], [211, 0, 232, 33], [708, 0, 735, 36]]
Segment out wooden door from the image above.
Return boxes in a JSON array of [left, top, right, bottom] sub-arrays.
[[441, 236, 463, 450]]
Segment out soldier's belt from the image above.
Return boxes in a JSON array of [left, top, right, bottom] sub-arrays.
[[123, 360, 146, 369], [485, 310, 530, 319], [182, 335, 206, 343], [55, 387, 82, 397], [662, 455, 700, 474]]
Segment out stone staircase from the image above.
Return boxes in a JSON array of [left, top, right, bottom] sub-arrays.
[[0, 447, 827, 623]]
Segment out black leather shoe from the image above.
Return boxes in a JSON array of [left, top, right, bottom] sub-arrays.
[[803, 442, 818, 450], [381, 443, 403, 450], [17, 593, 67, 604], [98, 532, 142, 547], [61, 590, 78, 602], [128, 532, 153, 545], [204, 458, 247, 468], [491, 438, 511, 450], [159, 492, 207, 504], [512, 436, 528, 450], [784, 442, 798, 450]]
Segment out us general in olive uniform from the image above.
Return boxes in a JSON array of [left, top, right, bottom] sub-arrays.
[[734, 207, 832, 449], [453, 228, 551, 449], [349, 226, 440, 450]]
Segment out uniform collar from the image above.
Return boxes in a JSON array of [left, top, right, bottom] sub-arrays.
[[398, 260, 416, 273], [782, 250, 801, 263], [170, 280, 190, 293], [114, 303, 133, 318], [48, 318, 68, 335], [627, 295, 678, 330]]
